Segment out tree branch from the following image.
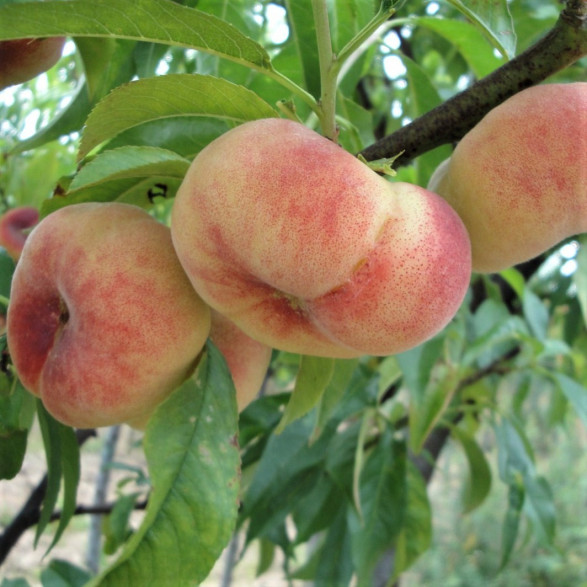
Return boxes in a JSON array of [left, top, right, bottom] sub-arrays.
[[0, 428, 96, 566], [359, 0, 587, 167]]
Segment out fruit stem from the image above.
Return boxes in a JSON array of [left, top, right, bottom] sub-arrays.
[[311, 0, 338, 141]]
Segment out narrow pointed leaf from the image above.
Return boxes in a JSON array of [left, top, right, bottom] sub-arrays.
[[349, 431, 407, 586], [551, 373, 587, 427], [276, 356, 335, 433], [92, 342, 240, 586], [392, 463, 432, 580], [70, 147, 190, 190], [444, 0, 517, 59], [451, 426, 492, 513]]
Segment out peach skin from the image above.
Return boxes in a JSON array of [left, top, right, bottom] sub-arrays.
[[0, 206, 39, 261], [7, 202, 211, 429], [209, 310, 272, 411], [0, 37, 66, 91], [171, 118, 471, 358], [428, 83, 587, 273]]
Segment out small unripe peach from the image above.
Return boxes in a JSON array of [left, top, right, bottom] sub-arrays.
[[7, 202, 211, 429], [171, 118, 471, 358], [0, 37, 66, 91], [429, 83, 587, 273]]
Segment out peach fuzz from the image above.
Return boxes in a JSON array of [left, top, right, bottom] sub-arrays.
[[171, 118, 472, 358], [428, 83, 587, 273], [209, 310, 272, 411], [0, 206, 39, 261], [7, 202, 211, 429], [0, 37, 66, 91]]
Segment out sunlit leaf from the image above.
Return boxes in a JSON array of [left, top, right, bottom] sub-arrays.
[[0, 0, 272, 70], [276, 355, 335, 433], [444, 0, 517, 59], [70, 147, 190, 190], [79, 74, 278, 159], [412, 17, 504, 78]]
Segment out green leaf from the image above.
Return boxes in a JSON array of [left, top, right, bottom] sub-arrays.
[[276, 355, 335, 433], [70, 147, 190, 191], [495, 416, 535, 483], [240, 416, 332, 544], [0, 579, 31, 587], [444, 0, 517, 59], [79, 74, 278, 159], [550, 373, 587, 428], [35, 403, 80, 554], [0, 0, 272, 70], [52, 425, 80, 554], [103, 492, 141, 555], [105, 117, 230, 158], [291, 474, 343, 544], [41, 176, 183, 216], [523, 475, 556, 546], [396, 335, 444, 403], [412, 17, 504, 78], [451, 426, 492, 513], [409, 365, 460, 454], [285, 0, 320, 99], [314, 509, 354, 587], [0, 428, 27, 480], [92, 342, 240, 586], [522, 289, 549, 340], [73, 38, 136, 103], [500, 478, 524, 569], [349, 431, 407, 586], [313, 358, 359, 441], [392, 462, 432, 581], [0, 249, 16, 298], [499, 267, 526, 300], [40, 559, 92, 587]]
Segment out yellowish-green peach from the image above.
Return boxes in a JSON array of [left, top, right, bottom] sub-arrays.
[[171, 118, 471, 358], [428, 83, 587, 273], [7, 202, 211, 429]]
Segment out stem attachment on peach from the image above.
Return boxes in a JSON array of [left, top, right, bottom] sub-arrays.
[[357, 151, 405, 177]]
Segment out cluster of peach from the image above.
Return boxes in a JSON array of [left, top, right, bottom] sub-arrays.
[[1, 38, 585, 429]]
